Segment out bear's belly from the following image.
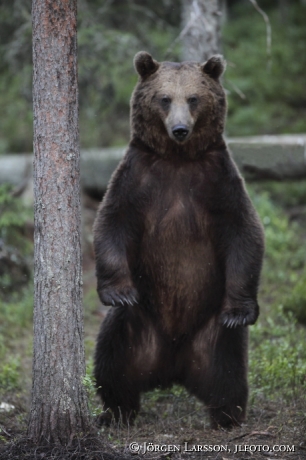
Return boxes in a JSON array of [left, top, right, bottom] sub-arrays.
[[140, 231, 224, 338]]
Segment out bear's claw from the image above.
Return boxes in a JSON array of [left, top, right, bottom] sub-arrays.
[[220, 303, 259, 328], [99, 286, 139, 307]]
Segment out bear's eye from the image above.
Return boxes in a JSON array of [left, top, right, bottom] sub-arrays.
[[161, 96, 171, 108], [187, 96, 198, 106]]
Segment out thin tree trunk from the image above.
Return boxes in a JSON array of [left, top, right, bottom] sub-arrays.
[[182, 0, 222, 62], [28, 0, 90, 444], [279, 0, 289, 23]]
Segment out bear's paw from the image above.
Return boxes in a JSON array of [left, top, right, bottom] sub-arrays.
[[98, 286, 139, 307], [220, 300, 259, 328]]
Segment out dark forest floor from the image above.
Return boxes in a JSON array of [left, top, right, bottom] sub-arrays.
[[1, 391, 306, 459]]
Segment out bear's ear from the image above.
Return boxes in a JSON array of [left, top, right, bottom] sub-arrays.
[[134, 52, 160, 79], [201, 55, 226, 80]]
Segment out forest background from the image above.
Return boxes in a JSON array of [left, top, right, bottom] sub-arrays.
[[0, 0, 306, 456], [1, 0, 306, 152]]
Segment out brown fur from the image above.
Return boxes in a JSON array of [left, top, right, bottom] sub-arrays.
[[94, 52, 264, 428]]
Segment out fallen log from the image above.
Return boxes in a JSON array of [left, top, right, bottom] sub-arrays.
[[229, 135, 306, 181], [0, 135, 305, 198]]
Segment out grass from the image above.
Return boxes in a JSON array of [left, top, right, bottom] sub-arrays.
[[246, 182, 306, 406]]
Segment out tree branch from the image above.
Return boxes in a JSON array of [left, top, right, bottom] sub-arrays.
[[249, 0, 272, 69]]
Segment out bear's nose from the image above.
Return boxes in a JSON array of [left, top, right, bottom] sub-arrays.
[[172, 124, 189, 142]]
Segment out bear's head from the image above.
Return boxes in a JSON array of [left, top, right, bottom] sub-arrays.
[[131, 52, 227, 158]]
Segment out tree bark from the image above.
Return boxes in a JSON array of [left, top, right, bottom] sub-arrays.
[[28, 0, 90, 444], [182, 0, 222, 62]]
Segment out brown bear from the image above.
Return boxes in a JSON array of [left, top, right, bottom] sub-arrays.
[[93, 52, 264, 428]]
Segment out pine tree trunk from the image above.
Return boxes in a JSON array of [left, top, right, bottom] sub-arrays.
[[28, 0, 90, 444], [182, 0, 222, 62]]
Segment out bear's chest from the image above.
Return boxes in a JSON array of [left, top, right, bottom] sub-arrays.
[[145, 190, 208, 239], [139, 164, 219, 282], [141, 162, 215, 240], [139, 161, 211, 232]]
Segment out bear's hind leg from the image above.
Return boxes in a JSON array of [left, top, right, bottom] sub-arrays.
[[94, 307, 161, 425], [94, 307, 141, 425], [206, 326, 248, 428], [96, 381, 140, 426], [181, 324, 248, 429]]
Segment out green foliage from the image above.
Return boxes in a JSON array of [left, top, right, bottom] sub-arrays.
[[246, 183, 306, 401], [249, 310, 306, 402], [247, 183, 305, 294], [0, 185, 33, 393], [145, 385, 188, 405], [0, 359, 20, 391], [0, 184, 31, 246], [1, 1, 306, 151], [283, 271, 306, 325], [0, 289, 33, 338], [250, 182, 306, 330], [0, 0, 181, 152], [77, 1, 180, 148], [255, 180, 306, 208], [0, 185, 33, 298], [224, 3, 306, 136], [83, 359, 101, 417], [0, 0, 32, 153], [0, 71, 33, 153], [0, 288, 33, 394]]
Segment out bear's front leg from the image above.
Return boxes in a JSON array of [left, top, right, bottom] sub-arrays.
[[220, 231, 263, 328], [219, 190, 264, 328], [93, 159, 143, 308], [94, 232, 140, 307]]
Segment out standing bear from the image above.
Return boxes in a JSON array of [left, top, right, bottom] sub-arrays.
[[93, 52, 264, 428]]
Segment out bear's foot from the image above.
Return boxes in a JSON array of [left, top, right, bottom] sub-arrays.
[[209, 406, 246, 430], [96, 409, 137, 427], [96, 411, 113, 427]]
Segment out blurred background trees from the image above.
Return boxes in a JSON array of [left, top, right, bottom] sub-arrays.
[[181, 0, 221, 61], [0, 0, 305, 154]]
